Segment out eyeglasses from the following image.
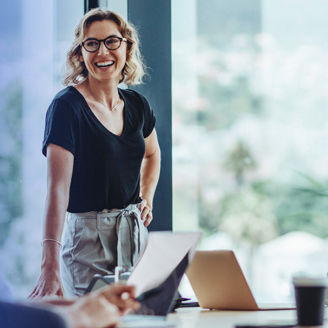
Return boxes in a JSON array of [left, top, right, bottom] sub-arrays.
[[81, 36, 131, 52]]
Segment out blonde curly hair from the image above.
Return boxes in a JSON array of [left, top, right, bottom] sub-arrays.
[[63, 8, 146, 86]]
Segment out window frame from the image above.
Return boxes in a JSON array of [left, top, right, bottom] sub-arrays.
[[128, 0, 172, 231]]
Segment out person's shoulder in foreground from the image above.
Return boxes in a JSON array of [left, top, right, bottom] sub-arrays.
[[0, 272, 139, 328], [0, 273, 66, 328], [0, 300, 68, 328]]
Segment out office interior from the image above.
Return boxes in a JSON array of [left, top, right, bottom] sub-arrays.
[[1, 0, 328, 325]]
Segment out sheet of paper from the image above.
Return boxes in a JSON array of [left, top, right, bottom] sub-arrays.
[[128, 231, 201, 297]]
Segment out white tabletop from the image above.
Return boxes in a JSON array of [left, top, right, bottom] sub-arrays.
[[167, 307, 300, 328]]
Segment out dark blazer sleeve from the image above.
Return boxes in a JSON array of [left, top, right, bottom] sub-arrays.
[[0, 300, 67, 328]]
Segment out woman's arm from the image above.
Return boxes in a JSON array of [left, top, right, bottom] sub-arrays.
[[139, 129, 161, 227], [29, 144, 74, 298]]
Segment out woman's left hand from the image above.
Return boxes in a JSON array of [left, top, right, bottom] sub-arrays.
[[139, 199, 153, 227]]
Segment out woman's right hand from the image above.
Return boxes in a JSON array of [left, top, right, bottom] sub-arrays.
[[28, 267, 63, 299], [32, 143, 74, 299]]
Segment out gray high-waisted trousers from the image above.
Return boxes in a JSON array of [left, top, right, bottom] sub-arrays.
[[60, 204, 148, 296]]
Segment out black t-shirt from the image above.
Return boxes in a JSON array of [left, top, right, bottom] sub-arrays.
[[42, 86, 156, 212]]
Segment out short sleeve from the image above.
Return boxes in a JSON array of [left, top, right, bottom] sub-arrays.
[[140, 94, 156, 138], [42, 98, 77, 156]]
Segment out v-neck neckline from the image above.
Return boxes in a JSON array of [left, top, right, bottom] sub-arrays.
[[70, 86, 127, 138]]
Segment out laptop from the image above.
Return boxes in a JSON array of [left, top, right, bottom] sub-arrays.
[[85, 231, 201, 327], [186, 250, 295, 311]]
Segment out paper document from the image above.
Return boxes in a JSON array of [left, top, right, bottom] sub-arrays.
[[128, 231, 201, 297]]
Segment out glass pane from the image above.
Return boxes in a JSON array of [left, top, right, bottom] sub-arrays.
[[0, 0, 83, 298], [173, 0, 328, 302]]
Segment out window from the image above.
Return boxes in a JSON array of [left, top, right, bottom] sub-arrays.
[[0, 0, 83, 297], [173, 0, 328, 301]]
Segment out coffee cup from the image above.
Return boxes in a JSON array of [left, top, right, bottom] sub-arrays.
[[293, 275, 327, 326]]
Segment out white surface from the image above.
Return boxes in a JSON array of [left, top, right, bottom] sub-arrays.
[[119, 301, 328, 328], [120, 315, 175, 328], [167, 308, 301, 328]]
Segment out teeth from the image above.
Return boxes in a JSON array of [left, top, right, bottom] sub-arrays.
[[95, 61, 114, 67]]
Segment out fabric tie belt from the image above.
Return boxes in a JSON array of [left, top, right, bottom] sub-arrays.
[[61, 203, 148, 296]]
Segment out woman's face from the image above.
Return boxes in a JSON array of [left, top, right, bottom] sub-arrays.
[[81, 19, 127, 84]]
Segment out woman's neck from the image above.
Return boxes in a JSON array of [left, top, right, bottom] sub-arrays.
[[84, 77, 120, 109]]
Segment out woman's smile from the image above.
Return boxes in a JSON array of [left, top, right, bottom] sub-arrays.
[[94, 60, 115, 68]]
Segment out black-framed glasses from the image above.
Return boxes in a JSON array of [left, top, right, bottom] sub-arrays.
[[81, 36, 131, 52]]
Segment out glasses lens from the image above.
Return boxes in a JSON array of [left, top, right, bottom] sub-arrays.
[[105, 37, 121, 50], [84, 39, 99, 52]]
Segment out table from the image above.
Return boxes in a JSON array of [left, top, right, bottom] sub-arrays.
[[167, 307, 320, 328]]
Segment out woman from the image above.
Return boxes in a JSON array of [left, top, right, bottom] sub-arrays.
[[30, 8, 161, 297]]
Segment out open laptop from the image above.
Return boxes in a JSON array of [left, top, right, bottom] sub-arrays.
[[186, 250, 295, 311]]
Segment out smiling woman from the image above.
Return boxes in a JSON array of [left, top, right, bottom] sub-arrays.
[[29, 8, 161, 298], [64, 9, 145, 86]]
